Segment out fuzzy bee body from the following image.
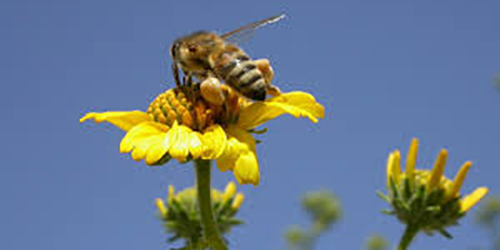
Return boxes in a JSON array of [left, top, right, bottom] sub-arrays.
[[210, 43, 267, 100], [170, 15, 284, 102]]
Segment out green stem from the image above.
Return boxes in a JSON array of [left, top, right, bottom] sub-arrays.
[[195, 160, 227, 250], [305, 222, 324, 250], [187, 235, 201, 250], [398, 225, 419, 250]]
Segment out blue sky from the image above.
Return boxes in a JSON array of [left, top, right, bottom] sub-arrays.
[[1, 1, 499, 249]]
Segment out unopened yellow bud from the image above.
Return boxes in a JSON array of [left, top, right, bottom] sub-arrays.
[[168, 185, 175, 202], [461, 187, 489, 212], [405, 138, 419, 181], [427, 149, 448, 191], [386, 150, 401, 187], [223, 182, 237, 202], [447, 161, 472, 199], [156, 198, 167, 216], [211, 189, 222, 203], [231, 193, 245, 210]]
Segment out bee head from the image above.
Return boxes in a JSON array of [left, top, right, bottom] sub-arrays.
[[171, 31, 219, 72]]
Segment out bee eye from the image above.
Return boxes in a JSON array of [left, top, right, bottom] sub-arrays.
[[170, 43, 178, 58], [188, 45, 198, 53]]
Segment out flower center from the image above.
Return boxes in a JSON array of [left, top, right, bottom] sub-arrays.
[[403, 169, 453, 191], [147, 86, 245, 131]]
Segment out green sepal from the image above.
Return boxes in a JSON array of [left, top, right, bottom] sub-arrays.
[[376, 191, 391, 203], [438, 229, 453, 239], [225, 218, 244, 226], [151, 154, 172, 166], [389, 177, 400, 200], [248, 127, 268, 134], [426, 206, 441, 212], [381, 209, 396, 215], [402, 177, 412, 200]]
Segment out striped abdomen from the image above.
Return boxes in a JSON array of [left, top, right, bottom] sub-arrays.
[[211, 47, 267, 101]]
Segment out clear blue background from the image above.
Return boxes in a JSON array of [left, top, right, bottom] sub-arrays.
[[1, 1, 499, 249]]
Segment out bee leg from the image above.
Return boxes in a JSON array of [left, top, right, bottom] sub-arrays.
[[172, 63, 182, 87], [255, 59, 281, 96], [267, 85, 281, 97], [185, 73, 194, 87], [200, 77, 226, 106], [183, 73, 193, 97], [254, 59, 274, 83]]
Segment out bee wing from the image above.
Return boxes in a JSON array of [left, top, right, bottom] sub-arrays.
[[221, 14, 285, 44]]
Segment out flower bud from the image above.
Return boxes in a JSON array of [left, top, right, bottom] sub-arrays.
[[156, 183, 245, 245], [380, 138, 488, 239]]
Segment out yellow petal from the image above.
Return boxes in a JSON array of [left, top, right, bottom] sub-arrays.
[[223, 182, 237, 202], [392, 150, 402, 180], [237, 91, 325, 129], [216, 126, 260, 185], [168, 185, 175, 203], [427, 149, 448, 191], [189, 132, 204, 159], [447, 161, 472, 199], [215, 136, 245, 172], [386, 151, 401, 187], [166, 122, 194, 161], [231, 193, 245, 210], [461, 187, 489, 212], [119, 122, 169, 164], [233, 151, 260, 185], [212, 189, 222, 203], [145, 140, 170, 165], [155, 198, 167, 216], [119, 122, 168, 152], [405, 138, 419, 181], [80, 111, 151, 131], [201, 125, 227, 159], [132, 134, 168, 162], [386, 153, 394, 187]]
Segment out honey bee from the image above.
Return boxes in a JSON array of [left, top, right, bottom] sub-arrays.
[[170, 14, 285, 104]]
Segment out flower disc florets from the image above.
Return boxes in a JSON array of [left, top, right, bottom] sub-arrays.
[[147, 86, 244, 131]]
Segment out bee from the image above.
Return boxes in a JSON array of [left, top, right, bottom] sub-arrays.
[[170, 14, 285, 104]]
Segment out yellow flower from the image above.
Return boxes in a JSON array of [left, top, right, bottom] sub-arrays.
[[81, 86, 324, 185], [381, 138, 489, 239], [387, 138, 488, 213]]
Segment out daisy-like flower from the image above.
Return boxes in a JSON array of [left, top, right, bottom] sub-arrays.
[[379, 138, 489, 249], [80, 85, 324, 185]]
